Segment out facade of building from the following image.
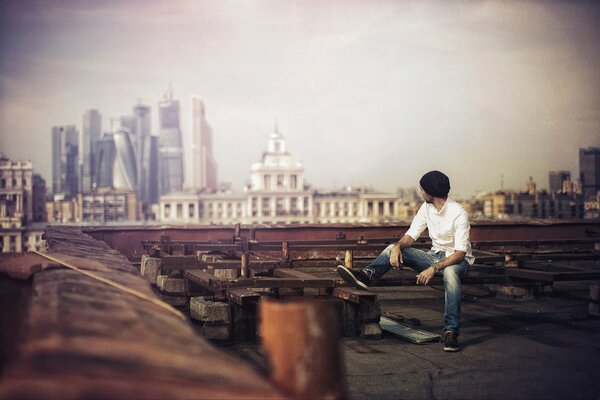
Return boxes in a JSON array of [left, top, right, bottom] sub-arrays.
[[46, 196, 78, 224], [549, 171, 571, 195], [32, 174, 47, 222], [46, 189, 140, 224], [159, 86, 184, 195], [81, 109, 102, 192], [159, 130, 417, 225], [579, 147, 600, 200], [77, 189, 139, 223], [475, 191, 584, 220], [51, 125, 79, 199], [191, 96, 218, 192], [1, 157, 47, 252]]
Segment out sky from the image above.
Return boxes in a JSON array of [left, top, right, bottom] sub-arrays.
[[0, 0, 599, 199]]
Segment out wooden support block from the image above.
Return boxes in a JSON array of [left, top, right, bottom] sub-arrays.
[[358, 299, 381, 323], [341, 301, 359, 337], [157, 275, 186, 295], [229, 293, 259, 341], [190, 297, 231, 324], [140, 255, 161, 285], [360, 322, 382, 340]]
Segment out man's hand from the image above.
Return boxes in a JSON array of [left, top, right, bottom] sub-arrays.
[[390, 244, 403, 268], [416, 266, 435, 285]]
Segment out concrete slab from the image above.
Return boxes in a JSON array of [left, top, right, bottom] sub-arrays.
[[224, 284, 600, 400]]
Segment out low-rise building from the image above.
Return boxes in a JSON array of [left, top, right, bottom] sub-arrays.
[[159, 130, 418, 225]]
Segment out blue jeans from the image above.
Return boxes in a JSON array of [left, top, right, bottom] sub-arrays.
[[365, 244, 469, 334]]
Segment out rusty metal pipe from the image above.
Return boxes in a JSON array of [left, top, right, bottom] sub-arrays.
[[259, 298, 345, 399]]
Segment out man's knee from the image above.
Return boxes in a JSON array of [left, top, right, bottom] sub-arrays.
[[442, 267, 462, 288], [382, 244, 395, 254]]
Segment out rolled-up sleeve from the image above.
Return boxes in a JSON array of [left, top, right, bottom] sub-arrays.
[[453, 212, 471, 253], [405, 203, 428, 241]]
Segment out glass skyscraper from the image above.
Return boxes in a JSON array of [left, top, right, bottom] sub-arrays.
[[191, 96, 218, 192], [82, 109, 102, 192], [51, 125, 79, 199], [158, 86, 184, 195], [579, 147, 600, 200]]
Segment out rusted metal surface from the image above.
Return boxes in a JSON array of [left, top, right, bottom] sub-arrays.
[[82, 220, 600, 259], [0, 226, 284, 399], [260, 299, 345, 399]]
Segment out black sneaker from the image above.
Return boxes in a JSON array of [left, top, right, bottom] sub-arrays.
[[336, 266, 371, 290], [443, 331, 460, 352]]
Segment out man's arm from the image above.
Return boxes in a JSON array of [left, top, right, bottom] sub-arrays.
[[391, 203, 427, 267], [390, 235, 414, 268], [416, 250, 466, 285]]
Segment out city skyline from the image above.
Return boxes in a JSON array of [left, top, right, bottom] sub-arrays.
[[1, 1, 599, 199]]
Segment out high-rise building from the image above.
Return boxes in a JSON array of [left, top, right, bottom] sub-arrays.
[[51, 125, 79, 199], [549, 171, 571, 195], [94, 133, 116, 189], [133, 103, 159, 204], [148, 136, 159, 204], [158, 85, 184, 195], [32, 174, 47, 222], [112, 129, 138, 191], [81, 109, 102, 192], [579, 147, 600, 200], [191, 96, 218, 192]]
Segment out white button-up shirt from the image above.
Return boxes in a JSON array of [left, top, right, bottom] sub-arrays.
[[405, 198, 475, 265]]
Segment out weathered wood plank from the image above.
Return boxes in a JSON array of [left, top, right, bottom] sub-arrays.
[[228, 288, 261, 306], [332, 287, 376, 304], [0, 226, 285, 399]]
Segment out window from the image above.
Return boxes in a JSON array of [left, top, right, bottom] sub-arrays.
[[189, 203, 195, 218], [290, 175, 297, 189], [264, 174, 271, 190], [262, 197, 271, 216], [277, 175, 284, 188], [177, 203, 183, 218], [164, 204, 171, 218]]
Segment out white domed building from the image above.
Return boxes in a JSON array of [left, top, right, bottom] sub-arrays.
[[245, 128, 313, 224]]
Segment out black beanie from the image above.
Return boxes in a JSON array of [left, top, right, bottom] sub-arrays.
[[419, 170, 450, 198]]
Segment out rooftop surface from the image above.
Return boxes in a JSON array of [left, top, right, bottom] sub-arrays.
[[1, 223, 599, 399]]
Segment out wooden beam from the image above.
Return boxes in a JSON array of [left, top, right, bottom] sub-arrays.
[[506, 268, 600, 282], [228, 288, 260, 306], [332, 287, 376, 304]]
